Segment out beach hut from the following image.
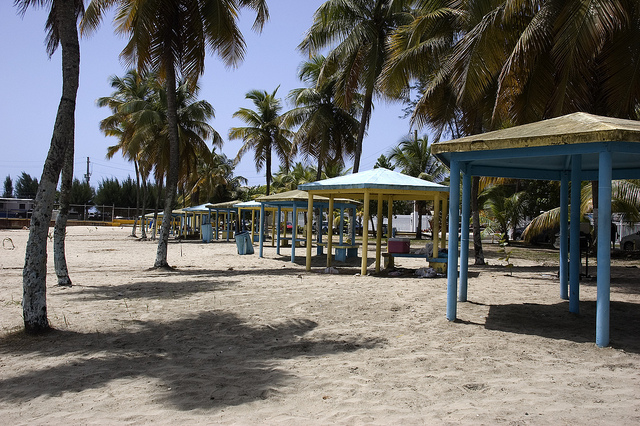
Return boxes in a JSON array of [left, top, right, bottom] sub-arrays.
[[299, 168, 450, 275], [181, 203, 211, 240], [431, 112, 640, 347], [255, 189, 360, 262], [233, 200, 280, 244], [205, 200, 240, 241]]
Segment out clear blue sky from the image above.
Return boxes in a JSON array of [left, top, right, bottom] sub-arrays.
[[0, 1, 414, 190]]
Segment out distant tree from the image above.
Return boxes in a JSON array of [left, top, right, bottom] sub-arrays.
[[389, 132, 447, 238], [482, 186, 526, 241], [283, 55, 360, 180], [69, 178, 95, 206], [231, 88, 294, 195], [15, 172, 39, 199], [94, 178, 122, 207], [374, 154, 395, 171], [3, 175, 13, 198]]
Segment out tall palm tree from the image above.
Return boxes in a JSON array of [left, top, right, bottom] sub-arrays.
[[230, 88, 294, 195], [283, 55, 360, 181], [299, 0, 413, 173], [19, 0, 83, 333], [83, 0, 269, 268], [98, 70, 154, 237], [389, 131, 446, 239]]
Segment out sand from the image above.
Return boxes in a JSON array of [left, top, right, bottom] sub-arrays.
[[0, 226, 638, 424]]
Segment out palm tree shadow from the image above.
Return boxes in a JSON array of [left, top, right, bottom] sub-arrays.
[[0, 311, 384, 410]]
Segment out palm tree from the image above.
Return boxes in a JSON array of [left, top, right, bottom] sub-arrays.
[[53, 126, 74, 286], [389, 131, 447, 183], [481, 187, 525, 241], [523, 180, 640, 244], [99, 72, 221, 228], [230, 88, 294, 195], [283, 55, 360, 181], [299, 0, 413, 173], [271, 162, 317, 192], [389, 130, 446, 239], [18, 0, 83, 333], [83, 0, 269, 268], [98, 70, 154, 237], [185, 149, 245, 204]]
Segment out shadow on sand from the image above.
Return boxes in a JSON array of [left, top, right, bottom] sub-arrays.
[[0, 311, 385, 410], [482, 299, 640, 353]]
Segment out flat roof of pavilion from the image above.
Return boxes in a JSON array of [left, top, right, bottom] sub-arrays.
[[431, 112, 640, 181]]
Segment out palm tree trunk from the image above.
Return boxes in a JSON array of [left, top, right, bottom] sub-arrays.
[[131, 160, 140, 237], [152, 177, 163, 241], [316, 156, 322, 181], [140, 177, 148, 240], [23, 0, 79, 333], [155, 59, 180, 268], [266, 146, 272, 195], [472, 176, 485, 265], [353, 86, 374, 174], [54, 137, 74, 286]]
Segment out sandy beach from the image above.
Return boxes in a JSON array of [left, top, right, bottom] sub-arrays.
[[0, 226, 638, 424]]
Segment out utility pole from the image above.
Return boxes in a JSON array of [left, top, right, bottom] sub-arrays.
[[84, 157, 91, 184]]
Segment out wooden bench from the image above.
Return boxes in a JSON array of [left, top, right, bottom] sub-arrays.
[[317, 242, 360, 262], [279, 237, 306, 247], [382, 251, 447, 269]]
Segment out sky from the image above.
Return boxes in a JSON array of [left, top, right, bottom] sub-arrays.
[[0, 1, 414, 191]]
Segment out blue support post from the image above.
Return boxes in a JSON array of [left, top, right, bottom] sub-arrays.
[[258, 203, 265, 258], [447, 160, 461, 321], [560, 171, 569, 300], [459, 171, 471, 302], [276, 206, 282, 255], [570, 155, 582, 313], [596, 150, 612, 347]]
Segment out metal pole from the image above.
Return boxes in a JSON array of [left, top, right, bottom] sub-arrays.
[[447, 160, 461, 321]]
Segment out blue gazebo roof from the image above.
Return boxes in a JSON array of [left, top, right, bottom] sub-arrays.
[[299, 168, 448, 198]]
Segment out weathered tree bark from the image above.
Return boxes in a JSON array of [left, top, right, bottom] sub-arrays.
[[23, 0, 79, 333], [130, 160, 140, 237], [140, 177, 148, 240], [54, 138, 74, 286], [151, 178, 163, 241], [265, 143, 272, 196], [415, 200, 424, 239], [155, 59, 179, 268], [353, 85, 374, 174], [471, 176, 485, 265]]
